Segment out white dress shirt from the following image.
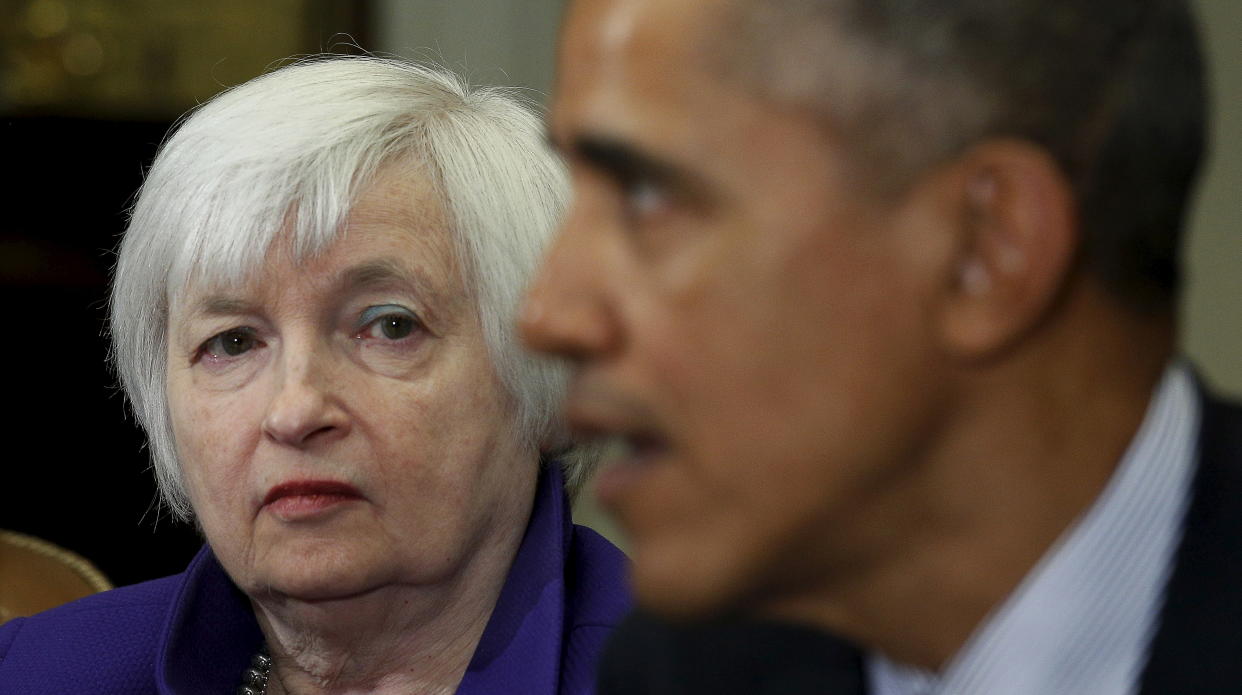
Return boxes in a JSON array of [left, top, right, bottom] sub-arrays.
[[868, 364, 1200, 695]]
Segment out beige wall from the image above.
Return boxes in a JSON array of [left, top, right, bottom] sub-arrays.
[[372, 0, 561, 96], [1184, 0, 1242, 396]]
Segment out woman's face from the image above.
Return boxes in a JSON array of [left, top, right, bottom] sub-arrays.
[[165, 166, 537, 601]]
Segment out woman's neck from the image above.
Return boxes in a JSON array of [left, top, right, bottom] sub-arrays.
[[250, 510, 529, 695]]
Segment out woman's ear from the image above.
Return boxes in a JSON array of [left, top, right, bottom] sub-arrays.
[[936, 139, 1079, 359]]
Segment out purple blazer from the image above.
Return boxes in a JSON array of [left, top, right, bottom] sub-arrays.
[[0, 465, 630, 694]]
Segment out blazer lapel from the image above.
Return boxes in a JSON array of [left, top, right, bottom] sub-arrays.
[[598, 612, 868, 695], [1140, 392, 1242, 693]]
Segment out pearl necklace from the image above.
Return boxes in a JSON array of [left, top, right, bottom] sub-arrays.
[[236, 648, 272, 695]]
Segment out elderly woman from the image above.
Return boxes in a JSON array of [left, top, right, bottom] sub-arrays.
[[0, 57, 628, 694]]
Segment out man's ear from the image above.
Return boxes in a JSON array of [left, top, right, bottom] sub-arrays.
[[936, 139, 1079, 359]]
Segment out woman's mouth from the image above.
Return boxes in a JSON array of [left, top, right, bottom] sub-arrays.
[[262, 480, 363, 521]]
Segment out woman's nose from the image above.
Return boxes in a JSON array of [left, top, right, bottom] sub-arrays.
[[261, 351, 350, 448]]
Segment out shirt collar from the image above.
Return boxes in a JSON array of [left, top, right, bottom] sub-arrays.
[[457, 463, 570, 693], [869, 363, 1201, 695], [156, 463, 573, 694]]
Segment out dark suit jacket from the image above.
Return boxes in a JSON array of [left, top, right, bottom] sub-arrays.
[[598, 391, 1242, 694]]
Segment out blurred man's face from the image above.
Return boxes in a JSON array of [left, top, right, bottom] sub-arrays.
[[525, 0, 951, 618]]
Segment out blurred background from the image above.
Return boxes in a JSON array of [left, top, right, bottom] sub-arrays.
[[0, 0, 1236, 587]]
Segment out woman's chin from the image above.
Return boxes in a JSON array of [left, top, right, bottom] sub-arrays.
[[242, 543, 393, 602], [254, 565, 384, 602]]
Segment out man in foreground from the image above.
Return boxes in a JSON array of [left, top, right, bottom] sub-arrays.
[[521, 0, 1240, 691]]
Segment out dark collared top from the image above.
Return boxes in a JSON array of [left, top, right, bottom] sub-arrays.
[[0, 464, 630, 694]]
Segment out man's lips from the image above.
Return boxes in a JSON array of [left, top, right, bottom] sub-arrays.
[[591, 432, 672, 506], [563, 383, 673, 502], [262, 480, 363, 519]]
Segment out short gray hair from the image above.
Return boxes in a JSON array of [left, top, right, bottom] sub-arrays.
[[111, 56, 593, 520], [725, 0, 1206, 312]]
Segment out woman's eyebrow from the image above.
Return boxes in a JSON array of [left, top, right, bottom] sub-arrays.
[[171, 297, 256, 348], [339, 259, 435, 297], [337, 258, 464, 317], [178, 259, 460, 325], [187, 297, 255, 319], [340, 259, 419, 290]]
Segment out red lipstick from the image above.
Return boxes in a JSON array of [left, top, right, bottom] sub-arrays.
[[262, 480, 362, 520]]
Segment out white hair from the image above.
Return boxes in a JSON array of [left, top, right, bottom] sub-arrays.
[[111, 56, 593, 520]]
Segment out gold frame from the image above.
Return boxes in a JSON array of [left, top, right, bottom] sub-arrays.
[[1, 0, 363, 117]]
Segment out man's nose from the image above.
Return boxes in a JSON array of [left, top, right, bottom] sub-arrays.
[[261, 346, 350, 448], [519, 208, 621, 360]]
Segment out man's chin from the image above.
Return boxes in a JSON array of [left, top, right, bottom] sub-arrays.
[[629, 541, 760, 623]]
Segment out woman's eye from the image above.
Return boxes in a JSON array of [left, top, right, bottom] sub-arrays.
[[357, 306, 421, 342], [376, 314, 416, 340], [201, 329, 257, 359]]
